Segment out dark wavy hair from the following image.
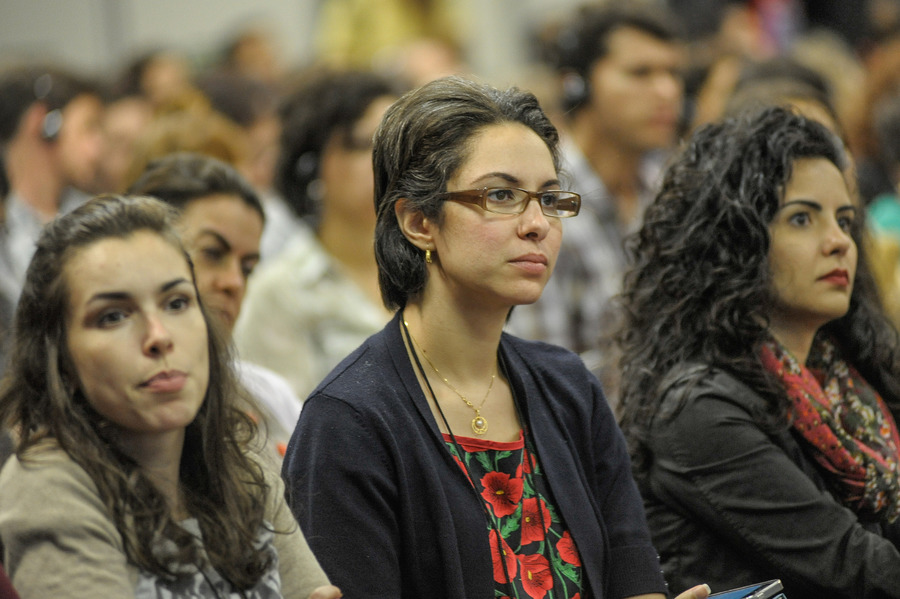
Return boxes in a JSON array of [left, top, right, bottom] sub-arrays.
[[275, 68, 398, 223], [617, 106, 900, 475], [0, 195, 272, 589], [127, 151, 264, 221], [373, 76, 561, 310]]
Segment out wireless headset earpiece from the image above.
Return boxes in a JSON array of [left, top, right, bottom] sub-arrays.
[[41, 109, 63, 141], [33, 73, 62, 142]]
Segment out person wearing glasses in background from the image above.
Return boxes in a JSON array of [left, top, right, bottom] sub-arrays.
[[282, 76, 710, 599]]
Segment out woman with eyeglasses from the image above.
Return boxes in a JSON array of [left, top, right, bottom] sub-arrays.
[[282, 76, 709, 599]]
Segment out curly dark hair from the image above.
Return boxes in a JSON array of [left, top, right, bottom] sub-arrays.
[[617, 106, 900, 475], [0, 195, 273, 589]]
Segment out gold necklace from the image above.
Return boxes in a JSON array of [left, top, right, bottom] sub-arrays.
[[404, 319, 495, 435]]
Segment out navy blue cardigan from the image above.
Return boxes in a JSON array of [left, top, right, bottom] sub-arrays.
[[283, 312, 667, 598]]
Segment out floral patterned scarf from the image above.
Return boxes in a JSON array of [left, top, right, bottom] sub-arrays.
[[760, 336, 900, 523]]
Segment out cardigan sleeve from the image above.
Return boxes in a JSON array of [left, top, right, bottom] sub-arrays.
[[649, 383, 900, 598], [282, 393, 401, 599], [588, 375, 668, 599], [0, 449, 136, 598]]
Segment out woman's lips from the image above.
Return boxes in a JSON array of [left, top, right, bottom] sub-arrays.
[[510, 253, 549, 275], [818, 269, 850, 286], [140, 371, 187, 393]]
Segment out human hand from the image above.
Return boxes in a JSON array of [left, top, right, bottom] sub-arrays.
[[309, 585, 342, 599], [674, 583, 711, 599]]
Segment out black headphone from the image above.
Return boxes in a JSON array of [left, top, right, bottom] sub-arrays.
[[34, 73, 62, 142], [554, 21, 593, 112], [561, 71, 590, 111]]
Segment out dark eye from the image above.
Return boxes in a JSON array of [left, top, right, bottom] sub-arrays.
[[539, 192, 559, 207], [241, 261, 258, 279], [837, 214, 855, 232], [788, 212, 811, 226], [200, 247, 226, 263], [486, 188, 518, 203], [97, 309, 128, 327], [166, 295, 191, 312]]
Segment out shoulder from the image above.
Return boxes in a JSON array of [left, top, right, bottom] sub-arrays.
[[660, 365, 766, 413], [0, 441, 121, 546], [0, 442, 100, 504], [501, 333, 596, 385], [310, 324, 398, 399], [647, 365, 778, 456], [242, 230, 329, 301], [237, 361, 303, 412]]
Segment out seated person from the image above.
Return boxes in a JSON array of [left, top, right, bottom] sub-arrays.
[[283, 75, 708, 599], [128, 152, 301, 456], [234, 68, 398, 399], [618, 106, 900, 598], [0, 195, 339, 599]]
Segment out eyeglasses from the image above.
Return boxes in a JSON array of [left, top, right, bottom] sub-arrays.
[[443, 187, 581, 218]]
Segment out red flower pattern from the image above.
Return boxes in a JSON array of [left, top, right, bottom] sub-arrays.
[[557, 531, 582, 566], [480, 471, 523, 517], [520, 496, 551, 545], [490, 530, 518, 583], [446, 433, 582, 597], [518, 553, 553, 599]]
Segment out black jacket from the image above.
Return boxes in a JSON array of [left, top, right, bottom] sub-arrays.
[[641, 366, 900, 598], [283, 312, 668, 599]]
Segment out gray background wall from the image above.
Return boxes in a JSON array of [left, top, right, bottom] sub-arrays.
[[0, 0, 582, 85]]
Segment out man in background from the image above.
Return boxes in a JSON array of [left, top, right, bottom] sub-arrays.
[[510, 2, 686, 402]]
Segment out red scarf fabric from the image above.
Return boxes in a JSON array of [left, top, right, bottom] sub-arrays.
[[760, 336, 900, 523]]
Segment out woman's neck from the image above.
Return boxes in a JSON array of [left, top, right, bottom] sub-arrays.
[[117, 429, 187, 517], [402, 297, 506, 383], [317, 213, 385, 309], [768, 318, 819, 365]]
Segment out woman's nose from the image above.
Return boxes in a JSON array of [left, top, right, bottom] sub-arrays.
[[143, 314, 174, 356], [519, 197, 552, 240], [823, 220, 853, 256]]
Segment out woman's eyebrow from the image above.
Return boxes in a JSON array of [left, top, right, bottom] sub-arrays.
[[470, 172, 561, 188]]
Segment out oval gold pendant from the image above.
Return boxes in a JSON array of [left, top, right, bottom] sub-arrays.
[[472, 416, 488, 435]]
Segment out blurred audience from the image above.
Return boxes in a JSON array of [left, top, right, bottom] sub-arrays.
[[0, 65, 104, 314], [508, 0, 686, 404], [195, 69, 293, 258], [314, 0, 464, 81], [234, 68, 399, 399]]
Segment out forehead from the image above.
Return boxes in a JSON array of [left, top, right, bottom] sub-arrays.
[[452, 123, 557, 184], [64, 231, 191, 307], [62, 93, 103, 120], [781, 157, 850, 204], [179, 193, 263, 229], [597, 26, 683, 66]]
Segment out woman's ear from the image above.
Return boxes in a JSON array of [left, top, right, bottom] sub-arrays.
[[395, 198, 436, 252]]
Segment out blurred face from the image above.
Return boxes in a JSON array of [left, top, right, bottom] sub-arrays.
[[586, 27, 684, 153], [319, 96, 395, 228], [768, 158, 858, 336], [178, 194, 263, 332], [96, 97, 153, 192], [56, 94, 105, 191], [65, 231, 209, 439], [425, 122, 563, 311]]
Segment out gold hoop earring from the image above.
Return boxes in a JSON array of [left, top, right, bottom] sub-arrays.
[[425, 249, 433, 264]]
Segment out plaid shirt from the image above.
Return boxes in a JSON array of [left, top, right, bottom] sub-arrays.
[[507, 138, 666, 392]]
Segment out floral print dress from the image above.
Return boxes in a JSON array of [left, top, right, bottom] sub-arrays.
[[444, 432, 584, 599]]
